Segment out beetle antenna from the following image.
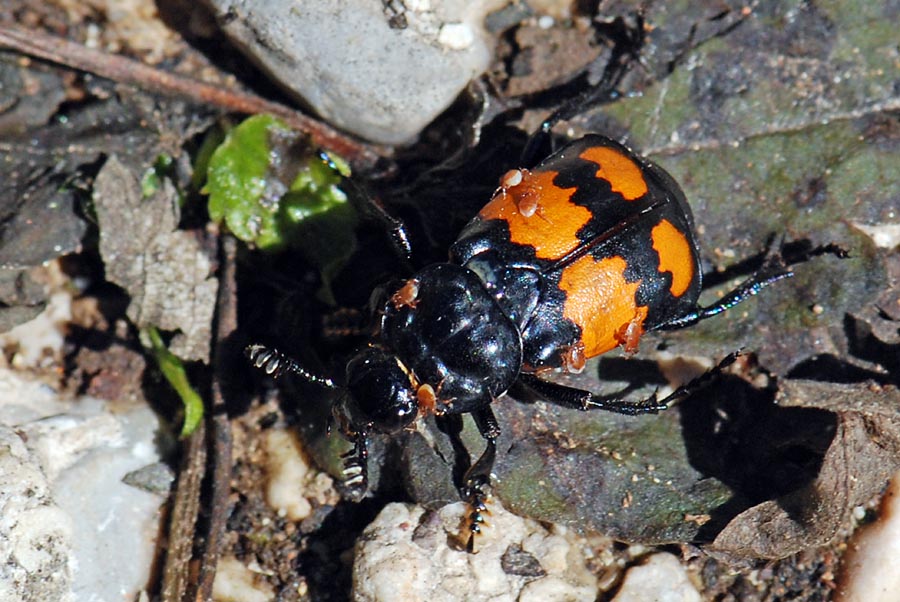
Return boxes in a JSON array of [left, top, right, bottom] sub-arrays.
[[245, 344, 338, 389]]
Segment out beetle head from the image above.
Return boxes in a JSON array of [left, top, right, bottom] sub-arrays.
[[337, 345, 418, 435]]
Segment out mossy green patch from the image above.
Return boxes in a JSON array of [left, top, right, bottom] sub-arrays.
[[205, 114, 358, 302]]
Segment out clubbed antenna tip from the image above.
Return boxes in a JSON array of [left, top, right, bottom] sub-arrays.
[[244, 344, 338, 389]]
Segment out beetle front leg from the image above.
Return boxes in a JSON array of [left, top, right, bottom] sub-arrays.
[[437, 407, 501, 551], [340, 431, 369, 502], [461, 406, 501, 552]]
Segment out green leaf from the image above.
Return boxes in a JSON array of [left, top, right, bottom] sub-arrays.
[[140, 153, 174, 198], [205, 114, 358, 301], [206, 114, 287, 247], [144, 326, 204, 437], [205, 114, 353, 250], [191, 124, 226, 193]]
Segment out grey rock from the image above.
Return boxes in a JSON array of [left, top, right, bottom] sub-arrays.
[[204, 0, 504, 144]]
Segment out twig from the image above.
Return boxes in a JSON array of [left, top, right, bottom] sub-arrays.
[[0, 23, 389, 170], [194, 235, 239, 601], [161, 421, 207, 602]]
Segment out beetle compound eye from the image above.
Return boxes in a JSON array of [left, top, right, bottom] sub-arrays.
[[345, 347, 418, 434]]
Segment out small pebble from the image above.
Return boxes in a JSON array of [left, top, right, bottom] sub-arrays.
[[213, 556, 275, 602], [611, 553, 701, 602], [836, 469, 900, 602]]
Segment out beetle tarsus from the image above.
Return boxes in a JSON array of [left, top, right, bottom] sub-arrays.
[[464, 477, 491, 553], [340, 433, 369, 502]]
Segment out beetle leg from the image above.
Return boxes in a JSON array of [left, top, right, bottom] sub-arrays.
[[661, 248, 792, 330], [345, 182, 415, 272], [320, 149, 415, 273], [518, 372, 666, 414], [321, 307, 373, 341], [365, 195, 414, 269], [517, 352, 740, 415], [437, 408, 501, 551], [435, 413, 471, 493], [520, 12, 645, 167], [462, 407, 501, 552], [659, 241, 847, 331], [340, 431, 369, 502]]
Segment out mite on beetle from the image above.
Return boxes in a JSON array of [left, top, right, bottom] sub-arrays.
[[245, 15, 844, 550]]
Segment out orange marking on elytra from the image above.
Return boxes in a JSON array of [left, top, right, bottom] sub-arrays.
[[559, 255, 648, 358], [479, 169, 590, 260], [651, 219, 694, 297], [579, 146, 648, 201]]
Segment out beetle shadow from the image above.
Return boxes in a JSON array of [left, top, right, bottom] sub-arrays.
[[678, 374, 837, 541], [517, 355, 838, 541], [502, 355, 835, 543], [787, 313, 899, 385], [679, 306, 900, 544]]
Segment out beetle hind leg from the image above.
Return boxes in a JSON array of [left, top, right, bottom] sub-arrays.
[[520, 12, 645, 166], [659, 239, 848, 331], [517, 351, 741, 415]]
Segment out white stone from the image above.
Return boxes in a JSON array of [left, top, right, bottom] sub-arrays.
[[0, 289, 71, 369], [351, 501, 598, 602], [437, 23, 475, 50], [263, 428, 337, 521], [836, 469, 900, 602], [0, 426, 73, 602], [213, 556, 275, 602], [0, 368, 168, 602], [611, 553, 701, 602], [852, 222, 900, 249]]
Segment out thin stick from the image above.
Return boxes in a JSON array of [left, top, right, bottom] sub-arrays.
[[195, 235, 238, 601], [0, 24, 389, 169], [161, 421, 206, 602]]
